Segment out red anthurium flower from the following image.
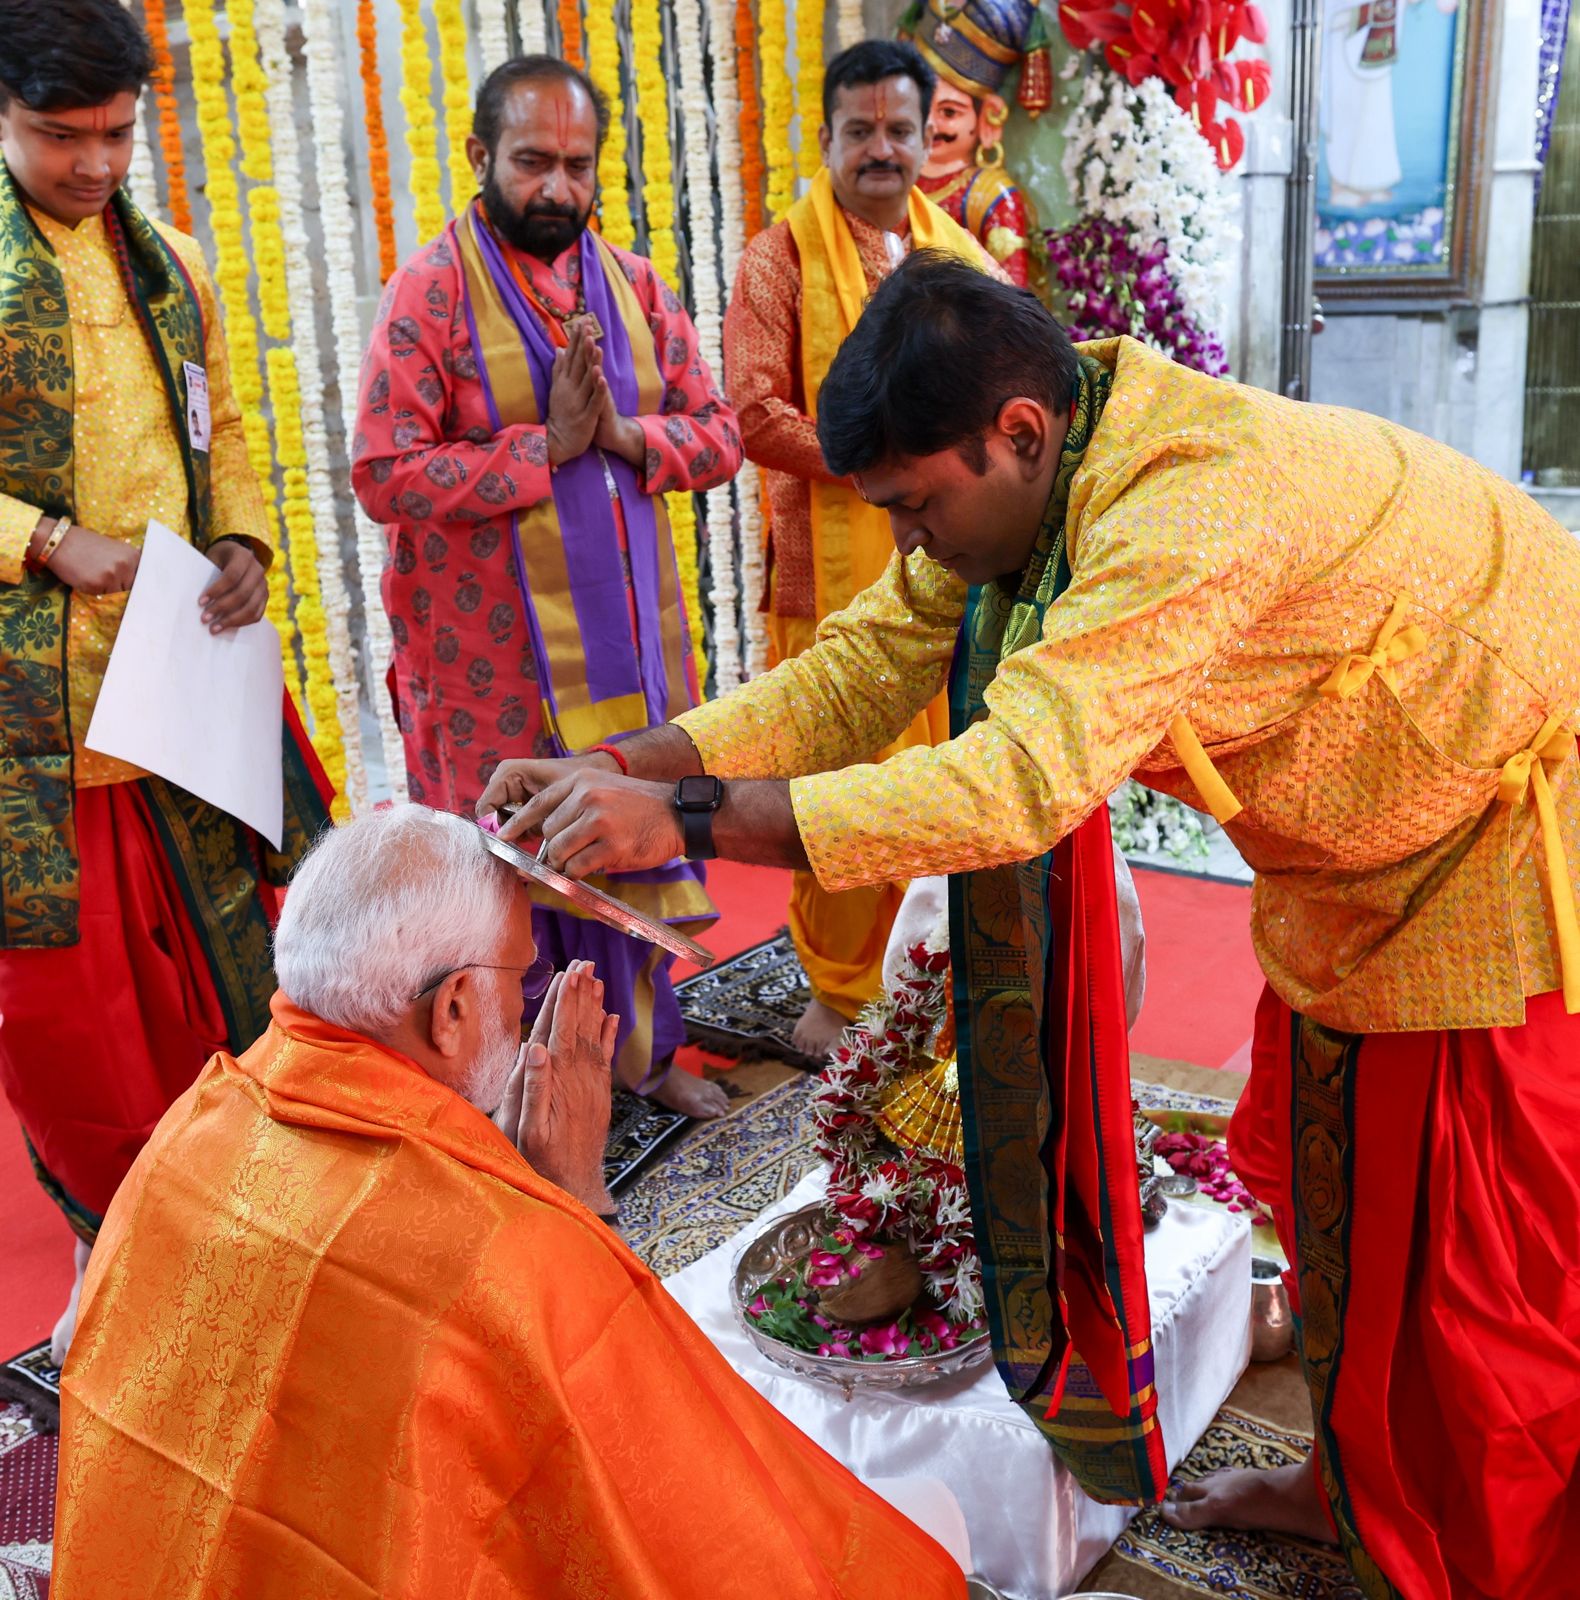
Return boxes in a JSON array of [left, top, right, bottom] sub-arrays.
[[1130, 0, 1181, 52], [1176, 78, 1218, 129], [1211, 115, 1246, 169], [1212, 58, 1238, 96], [1241, 2, 1270, 41], [1235, 57, 1272, 110]]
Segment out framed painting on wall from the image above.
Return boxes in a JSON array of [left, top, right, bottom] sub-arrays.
[[1313, 0, 1499, 301]]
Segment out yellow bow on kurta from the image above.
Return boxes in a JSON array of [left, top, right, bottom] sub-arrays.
[[1319, 593, 1428, 700], [1498, 714, 1580, 1014], [1167, 713, 1243, 825]]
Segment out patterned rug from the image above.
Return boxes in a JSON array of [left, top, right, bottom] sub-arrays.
[[1079, 1409, 1364, 1599], [0, 1350, 55, 1433], [604, 1087, 690, 1196], [621, 1074, 819, 1277], [0, 1402, 54, 1598], [673, 933, 824, 1070]]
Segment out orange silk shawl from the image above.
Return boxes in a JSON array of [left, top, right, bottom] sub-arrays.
[[53, 995, 965, 1600]]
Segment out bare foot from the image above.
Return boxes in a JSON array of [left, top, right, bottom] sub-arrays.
[[791, 997, 848, 1061], [1160, 1460, 1336, 1543], [50, 1237, 92, 1369], [649, 1064, 731, 1120]]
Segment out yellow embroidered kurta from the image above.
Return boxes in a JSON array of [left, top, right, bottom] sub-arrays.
[[0, 209, 268, 786], [678, 336, 1580, 1034]]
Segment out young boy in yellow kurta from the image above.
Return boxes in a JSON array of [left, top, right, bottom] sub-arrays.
[[0, 0, 329, 1364], [482, 256, 1580, 1600]]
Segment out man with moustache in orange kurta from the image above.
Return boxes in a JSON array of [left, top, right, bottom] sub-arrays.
[[51, 806, 966, 1600]]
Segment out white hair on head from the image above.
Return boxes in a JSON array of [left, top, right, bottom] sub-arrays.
[[272, 803, 519, 1036]]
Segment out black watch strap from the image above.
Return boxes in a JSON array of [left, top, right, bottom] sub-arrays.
[[680, 806, 716, 861]]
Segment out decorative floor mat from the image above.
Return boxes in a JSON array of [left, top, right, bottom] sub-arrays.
[[0, 1349, 56, 1432], [620, 1075, 818, 1278], [1080, 1408, 1364, 1600], [0, 1400, 55, 1597], [673, 933, 823, 1069], [604, 1087, 690, 1197]]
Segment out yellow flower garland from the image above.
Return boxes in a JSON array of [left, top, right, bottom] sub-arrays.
[[434, 0, 475, 214], [630, 0, 676, 285], [795, 0, 827, 180], [266, 345, 347, 803], [397, 0, 447, 241], [182, 0, 299, 705], [227, 0, 273, 183], [584, 2, 635, 247], [758, 0, 796, 219]]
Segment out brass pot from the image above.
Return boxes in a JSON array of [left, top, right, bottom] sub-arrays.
[[1250, 1255, 1294, 1362]]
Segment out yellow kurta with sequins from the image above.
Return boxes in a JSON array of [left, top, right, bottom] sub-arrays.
[[0, 209, 268, 786], [677, 336, 1580, 1034]]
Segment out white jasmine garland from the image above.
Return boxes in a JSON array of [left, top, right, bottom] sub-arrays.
[[257, 0, 370, 812], [706, 0, 769, 681], [835, 0, 865, 51], [300, 0, 409, 801], [517, 0, 548, 54], [475, 0, 514, 73], [1061, 66, 1238, 340]]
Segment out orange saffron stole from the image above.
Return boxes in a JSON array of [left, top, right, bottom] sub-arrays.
[[357, 0, 398, 282], [53, 998, 968, 1597], [142, 0, 190, 232]]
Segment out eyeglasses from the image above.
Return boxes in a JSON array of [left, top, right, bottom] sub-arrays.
[[410, 954, 556, 1005]]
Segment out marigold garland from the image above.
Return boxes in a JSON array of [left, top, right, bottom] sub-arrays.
[[227, 0, 273, 183], [795, 0, 827, 182], [182, 0, 295, 701], [397, 0, 447, 242], [584, 3, 634, 248], [557, 0, 585, 70], [757, 0, 796, 220], [302, 0, 409, 800], [358, 0, 398, 282], [435, 0, 476, 214], [630, 0, 677, 287], [258, 0, 365, 812], [140, 0, 190, 232], [734, 0, 766, 237]]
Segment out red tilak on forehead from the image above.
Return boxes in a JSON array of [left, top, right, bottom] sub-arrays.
[[874, 82, 888, 121], [554, 95, 572, 149], [89, 104, 108, 131]]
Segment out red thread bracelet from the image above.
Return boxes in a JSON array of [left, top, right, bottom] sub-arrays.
[[587, 742, 629, 775]]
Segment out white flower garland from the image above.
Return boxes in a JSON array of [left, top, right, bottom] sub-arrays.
[[475, 0, 514, 73], [673, 0, 742, 692], [705, 0, 768, 682], [517, 0, 548, 55], [1061, 66, 1239, 342], [256, 0, 369, 813], [300, 0, 409, 801], [118, 1, 159, 212], [835, 0, 865, 51]]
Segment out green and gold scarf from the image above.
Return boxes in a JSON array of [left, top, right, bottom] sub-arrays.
[[948, 353, 1170, 1504], [0, 163, 330, 1053]]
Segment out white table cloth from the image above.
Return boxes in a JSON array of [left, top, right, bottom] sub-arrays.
[[665, 1168, 1251, 1600]]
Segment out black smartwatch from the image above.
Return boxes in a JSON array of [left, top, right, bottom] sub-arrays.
[[675, 774, 724, 860]]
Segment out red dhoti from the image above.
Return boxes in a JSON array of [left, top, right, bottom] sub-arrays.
[[1231, 984, 1580, 1598], [0, 784, 227, 1236]]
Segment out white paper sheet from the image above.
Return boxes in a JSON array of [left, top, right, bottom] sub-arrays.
[[84, 521, 284, 847]]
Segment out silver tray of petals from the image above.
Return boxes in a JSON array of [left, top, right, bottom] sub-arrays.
[[730, 1203, 992, 1398]]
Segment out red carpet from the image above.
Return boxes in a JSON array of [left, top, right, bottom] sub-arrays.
[[0, 858, 1259, 1357]]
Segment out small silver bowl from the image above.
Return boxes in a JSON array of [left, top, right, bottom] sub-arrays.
[[730, 1204, 993, 1397], [1250, 1254, 1295, 1361]]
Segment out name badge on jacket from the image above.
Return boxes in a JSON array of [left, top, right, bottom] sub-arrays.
[[183, 362, 212, 454]]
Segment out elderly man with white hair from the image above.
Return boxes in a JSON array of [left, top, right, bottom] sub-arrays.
[[50, 804, 968, 1600]]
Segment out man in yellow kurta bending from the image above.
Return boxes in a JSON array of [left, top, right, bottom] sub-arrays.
[[482, 256, 1580, 1600], [725, 40, 994, 1057], [52, 805, 967, 1599]]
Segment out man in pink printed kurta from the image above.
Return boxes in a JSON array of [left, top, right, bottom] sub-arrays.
[[353, 57, 741, 1120]]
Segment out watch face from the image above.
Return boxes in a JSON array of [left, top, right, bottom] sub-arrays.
[[677, 774, 723, 811]]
